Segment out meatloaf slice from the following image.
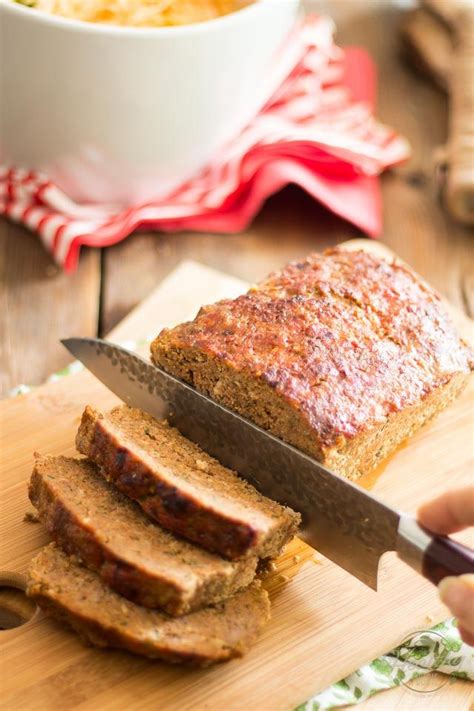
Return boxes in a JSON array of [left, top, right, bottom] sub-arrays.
[[151, 248, 473, 480], [76, 406, 300, 560], [29, 455, 257, 615], [27, 544, 270, 666]]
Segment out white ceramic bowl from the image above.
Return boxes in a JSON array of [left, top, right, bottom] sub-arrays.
[[1, 0, 300, 204]]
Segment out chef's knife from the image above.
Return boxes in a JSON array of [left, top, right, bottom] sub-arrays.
[[63, 337, 474, 590]]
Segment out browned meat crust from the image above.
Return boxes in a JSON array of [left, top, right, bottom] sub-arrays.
[[151, 248, 473, 480], [76, 406, 300, 560]]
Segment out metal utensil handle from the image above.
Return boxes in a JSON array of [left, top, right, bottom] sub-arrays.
[[397, 515, 474, 585], [445, 6, 474, 225]]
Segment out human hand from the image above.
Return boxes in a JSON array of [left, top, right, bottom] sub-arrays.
[[418, 486, 474, 646]]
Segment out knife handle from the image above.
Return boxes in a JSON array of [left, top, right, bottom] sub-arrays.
[[397, 515, 474, 585]]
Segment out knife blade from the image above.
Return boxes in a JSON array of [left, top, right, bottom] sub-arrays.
[[63, 337, 474, 589]]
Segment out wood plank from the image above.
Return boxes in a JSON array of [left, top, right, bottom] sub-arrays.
[[100, 188, 352, 334], [0, 221, 101, 397], [1, 242, 472, 711], [109, 260, 247, 343]]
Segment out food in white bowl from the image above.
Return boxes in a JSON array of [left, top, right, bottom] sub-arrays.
[[12, 0, 255, 27], [2, 0, 300, 204]]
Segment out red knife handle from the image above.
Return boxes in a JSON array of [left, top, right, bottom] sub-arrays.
[[397, 515, 474, 585]]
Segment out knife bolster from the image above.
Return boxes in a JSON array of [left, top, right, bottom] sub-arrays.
[[396, 515, 431, 575], [397, 514, 474, 585]]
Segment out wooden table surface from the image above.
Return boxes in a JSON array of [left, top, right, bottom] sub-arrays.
[[0, 2, 472, 709]]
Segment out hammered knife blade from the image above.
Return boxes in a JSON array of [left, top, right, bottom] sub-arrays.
[[63, 337, 474, 589]]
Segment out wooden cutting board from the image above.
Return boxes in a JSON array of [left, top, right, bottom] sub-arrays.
[[1, 239, 473, 711]]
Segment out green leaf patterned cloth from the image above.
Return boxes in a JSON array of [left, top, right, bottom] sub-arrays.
[[9, 349, 474, 710], [296, 618, 473, 710]]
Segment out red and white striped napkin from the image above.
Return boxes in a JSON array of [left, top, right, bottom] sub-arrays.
[[0, 15, 409, 271]]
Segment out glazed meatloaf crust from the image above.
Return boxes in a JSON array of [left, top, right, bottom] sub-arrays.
[[76, 405, 300, 560], [29, 455, 257, 615], [27, 544, 270, 666], [151, 248, 473, 480]]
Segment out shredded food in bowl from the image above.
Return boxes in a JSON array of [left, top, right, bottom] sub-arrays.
[[14, 0, 254, 26]]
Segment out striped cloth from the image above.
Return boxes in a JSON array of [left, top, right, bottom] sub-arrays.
[[0, 15, 409, 271]]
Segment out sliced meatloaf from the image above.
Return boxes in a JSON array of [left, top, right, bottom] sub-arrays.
[[151, 248, 473, 480], [76, 405, 300, 560], [29, 455, 258, 615], [27, 544, 270, 666]]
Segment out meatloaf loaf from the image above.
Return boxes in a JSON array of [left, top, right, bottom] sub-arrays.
[[27, 544, 270, 666], [76, 405, 300, 560], [151, 247, 473, 480], [29, 455, 257, 615]]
